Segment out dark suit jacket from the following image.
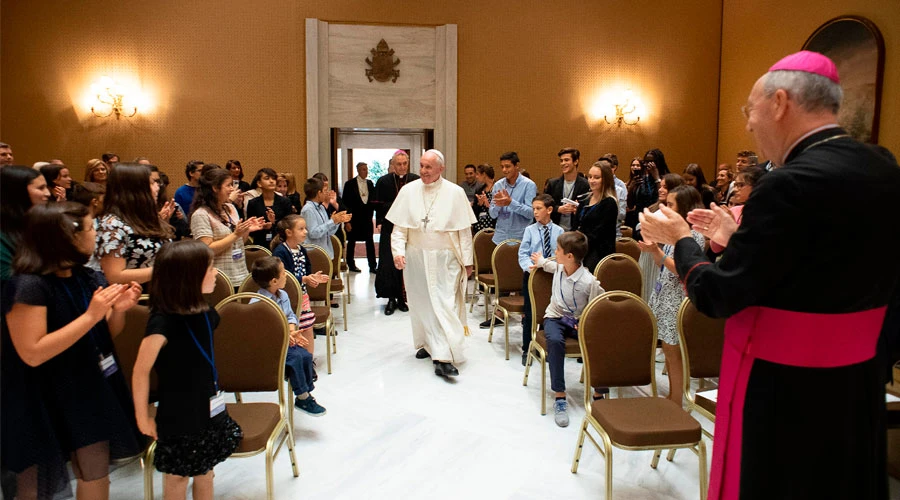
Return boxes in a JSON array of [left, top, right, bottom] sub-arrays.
[[342, 176, 376, 238], [545, 175, 591, 225], [246, 194, 293, 247]]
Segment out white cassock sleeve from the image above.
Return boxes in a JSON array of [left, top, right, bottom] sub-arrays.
[[457, 227, 473, 266], [391, 226, 409, 258]]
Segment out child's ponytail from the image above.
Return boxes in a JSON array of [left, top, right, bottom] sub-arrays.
[[271, 214, 303, 251]]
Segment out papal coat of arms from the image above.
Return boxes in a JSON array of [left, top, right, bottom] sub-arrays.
[[365, 39, 400, 83]]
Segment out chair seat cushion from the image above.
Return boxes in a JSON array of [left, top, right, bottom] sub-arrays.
[[477, 274, 495, 286], [226, 402, 282, 453], [591, 397, 701, 447], [695, 390, 717, 417], [535, 329, 580, 355], [331, 279, 344, 292], [498, 295, 525, 312], [311, 306, 331, 324]]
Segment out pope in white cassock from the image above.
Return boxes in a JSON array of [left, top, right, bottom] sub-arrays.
[[387, 149, 477, 377]]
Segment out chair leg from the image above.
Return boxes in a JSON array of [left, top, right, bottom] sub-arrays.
[[604, 441, 614, 500], [488, 308, 496, 343], [698, 440, 709, 500], [666, 448, 677, 462], [571, 418, 589, 473], [484, 290, 491, 321], [523, 345, 534, 385], [342, 293, 348, 332], [234, 392, 243, 403], [143, 441, 156, 500], [579, 365, 585, 384], [265, 440, 276, 500], [651, 449, 662, 468], [345, 269, 351, 304], [326, 325, 333, 374], [503, 310, 510, 360], [540, 353, 547, 415], [331, 321, 337, 354]]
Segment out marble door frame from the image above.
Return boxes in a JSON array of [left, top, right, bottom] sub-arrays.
[[305, 19, 458, 181]]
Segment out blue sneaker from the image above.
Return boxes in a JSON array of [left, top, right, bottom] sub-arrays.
[[295, 396, 327, 417], [554, 399, 569, 427]]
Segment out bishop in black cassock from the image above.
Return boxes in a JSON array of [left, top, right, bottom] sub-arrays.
[[373, 151, 419, 315], [640, 51, 900, 500]]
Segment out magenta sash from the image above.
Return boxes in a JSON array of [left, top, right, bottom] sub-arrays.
[[708, 306, 886, 500]]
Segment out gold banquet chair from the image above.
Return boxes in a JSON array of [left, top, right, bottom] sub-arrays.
[[620, 226, 633, 239], [677, 298, 725, 434], [143, 294, 300, 500], [237, 269, 302, 316], [339, 225, 351, 304], [304, 244, 337, 374], [244, 244, 273, 273], [615, 237, 641, 263], [204, 269, 234, 308], [571, 291, 708, 500], [593, 253, 643, 297], [469, 228, 497, 319], [488, 239, 523, 360], [522, 260, 582, 415], [330, 234, 349, 331]]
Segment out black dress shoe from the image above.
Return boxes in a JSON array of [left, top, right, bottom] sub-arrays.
[[479, 318, 502, 329], [384, 299, 396, 316], [415, 348, 431, 359], [433, 361, 459, 377], [348, 267, 362, 273], [397, 301, 409, 312]]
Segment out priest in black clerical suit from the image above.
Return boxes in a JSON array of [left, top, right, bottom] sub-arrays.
[[639, 51, 900, 500], [373, 151, 419, 315], [342, 162, 377, 273]]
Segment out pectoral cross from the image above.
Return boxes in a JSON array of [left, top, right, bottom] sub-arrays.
[[421, 214, 431, 231]]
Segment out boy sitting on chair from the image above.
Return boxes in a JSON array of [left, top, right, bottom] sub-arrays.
[[530, 231, 604, 427], [250, 256, 327, 416]]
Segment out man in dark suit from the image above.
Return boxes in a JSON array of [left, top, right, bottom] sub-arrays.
[[342, 162, 377, 273], [544, 147, 590, 230]]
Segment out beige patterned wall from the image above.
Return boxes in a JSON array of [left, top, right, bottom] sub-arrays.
[[1, 0, 724, 189]]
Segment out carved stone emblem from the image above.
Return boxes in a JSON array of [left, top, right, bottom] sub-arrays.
[[365, 39, 400, 83]]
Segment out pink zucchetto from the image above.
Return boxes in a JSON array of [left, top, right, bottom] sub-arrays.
[[769, 50, 840, 84]]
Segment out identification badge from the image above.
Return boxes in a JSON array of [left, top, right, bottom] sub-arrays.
[[654, 281, 662, 294], [210, 391, 226, 418], [266, 232, 273, 242], [99, 354, 118, 378], [231, 247, 244, 261]]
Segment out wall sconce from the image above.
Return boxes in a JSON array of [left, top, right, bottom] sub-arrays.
[[90, 76, 137, 119], [604, 90, 640, 126]]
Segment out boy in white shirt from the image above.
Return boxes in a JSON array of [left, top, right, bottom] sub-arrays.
[[531, 231, 605, 427]]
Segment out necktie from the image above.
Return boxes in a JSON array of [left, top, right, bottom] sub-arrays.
[[542, 226, 551, 257]]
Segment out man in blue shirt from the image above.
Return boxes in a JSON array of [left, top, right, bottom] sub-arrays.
[[516, 194, 563, 365], [173, 160, 203, 213], [482, 151, 536, 328]]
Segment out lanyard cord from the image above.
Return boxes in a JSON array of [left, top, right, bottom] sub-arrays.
[[186, 312, 219, 392], [556, 272, 579, 315]]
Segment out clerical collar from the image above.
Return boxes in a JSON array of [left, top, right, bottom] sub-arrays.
[[782, 124, 844, 165], [423, 177, 443, 190]]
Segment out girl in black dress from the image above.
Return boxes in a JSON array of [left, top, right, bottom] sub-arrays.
[[574, 162, 619, 273], [132, 240, 242, 500], [4, 202, 143, 499]]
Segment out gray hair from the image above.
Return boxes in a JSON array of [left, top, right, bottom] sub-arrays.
[[0, 142, 9, 148], [424, 149, 445, 167], [355, 161, 367, 169], [763, 70, 842, 114]]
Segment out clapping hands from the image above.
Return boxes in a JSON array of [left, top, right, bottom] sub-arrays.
[[686, 203, 739, 249], [303, 271, 329, 288]]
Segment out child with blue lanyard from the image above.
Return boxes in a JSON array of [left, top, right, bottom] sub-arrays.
[[132, 240, 243, 500], [530, 231, 605, 428]]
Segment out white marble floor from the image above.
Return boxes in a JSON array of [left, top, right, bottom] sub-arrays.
[[109, 265, 900, 499]]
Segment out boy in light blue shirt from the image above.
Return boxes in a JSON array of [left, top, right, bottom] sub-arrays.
[[516, 194, 563, 365], [300, 177, 351, 259]]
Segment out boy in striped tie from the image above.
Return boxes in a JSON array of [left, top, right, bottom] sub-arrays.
[[517, 194, 564, 365]]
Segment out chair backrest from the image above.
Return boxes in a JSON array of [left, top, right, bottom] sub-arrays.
[[677, 298, 725, 381], [237, 275, 257, 295], [329, 234, 342, 278], [112, 304, 156, 393], [244, 245, 273, 273], [473, 229, 497, 275], [491, 239, 523, 294], [215, 293, 288, 393], [615, 237, 641, 262], [620, 226, 633, 239], [283, 272, 302, 314], [303, 244, 333, 302], [593, 253, 642, 297], [579, 291, 658, 400], [204, 269, 234, 308], [528, 262, 555, 332]]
